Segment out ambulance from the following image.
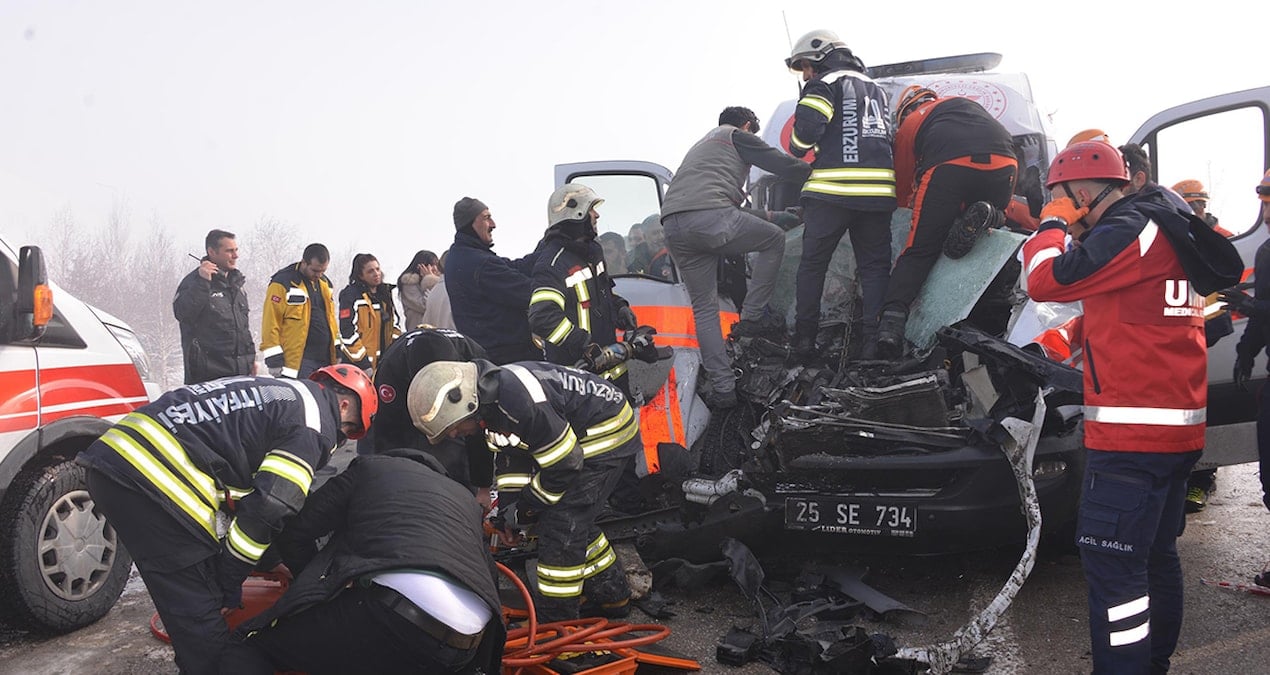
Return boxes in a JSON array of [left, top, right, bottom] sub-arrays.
[[557, 53, 1268, 553], [0, 240, 159, 632]]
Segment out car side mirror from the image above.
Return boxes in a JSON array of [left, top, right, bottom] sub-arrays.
[[16, 246, 52, 341]]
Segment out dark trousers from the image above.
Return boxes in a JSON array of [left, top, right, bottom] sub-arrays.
[[85, 468, 225, 675], [221, 586, 480, 674], [794, 200, 893, 340], [883, 160, 1016, 312], [1258, 380, 1270, 506], [1077, 448, 1201, 675], [533, 450, 633, 623]]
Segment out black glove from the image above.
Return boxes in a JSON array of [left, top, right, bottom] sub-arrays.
[[615, 305, 639, 331], [771, 208, 803, 232], [501, 500, 540, 531], [1234, 352, 1255, 392], [624, 325, 662, 363], [1218, 289, 1256, 317], [214, 549, 255, 609], [580, 342, 628, 373]]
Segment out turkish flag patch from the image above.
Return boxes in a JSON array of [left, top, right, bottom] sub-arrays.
[[378, 384, 396, 403], [271, 295, 282, 303], [339, 308, 352, 318]]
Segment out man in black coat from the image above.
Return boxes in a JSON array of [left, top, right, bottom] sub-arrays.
[[224, 448, 506, 674], [173, 229, 255, 383]]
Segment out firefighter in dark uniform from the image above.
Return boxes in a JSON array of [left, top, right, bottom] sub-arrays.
[[76, 365, 377, 674], [408, 359, 637, 623], [223, 448, 505, 674], [785, 29, 897, 363], [876, 86, 1019, 358], [363, 327, 494, 504], [1023, 141, 1207, 674], [529, 183, 639, 395]]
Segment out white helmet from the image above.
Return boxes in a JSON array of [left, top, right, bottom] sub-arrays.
[[548, 183, 604, 227], [785, 29, 847, 70], [407, 361, 479, 443]]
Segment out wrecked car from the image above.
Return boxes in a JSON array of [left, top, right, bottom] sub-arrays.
[[555, 55, 1268, 558]]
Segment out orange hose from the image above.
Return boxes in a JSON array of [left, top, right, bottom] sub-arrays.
[[496, 562, 672, 674]]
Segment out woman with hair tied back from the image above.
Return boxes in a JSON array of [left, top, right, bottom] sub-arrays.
[[338, 253, 402, 373], [398, 250, 442, 330]]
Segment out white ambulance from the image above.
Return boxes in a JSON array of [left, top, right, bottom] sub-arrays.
[[0, 239, 159, 632]]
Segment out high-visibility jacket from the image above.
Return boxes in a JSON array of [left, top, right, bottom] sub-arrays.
[[260, 264, 339, 378], [529, 232, 632, 385], [76, 376, 341, 577], [477, 360, 640, 510], [789, 52, 896, 211], [1023, 191, 1206, 452], [338, 281, 401, 371]]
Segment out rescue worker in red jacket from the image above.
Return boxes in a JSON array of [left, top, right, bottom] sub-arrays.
[[408, 359, 637, 623], [1023, 141, 1206, 674], [530, 183, 639, 395], [76, 366, 377, 674], [785, 29, 897, 363], [876, 86, 1019, 358]]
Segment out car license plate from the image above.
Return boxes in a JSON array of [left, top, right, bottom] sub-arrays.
[[784, 497, 917, 537]]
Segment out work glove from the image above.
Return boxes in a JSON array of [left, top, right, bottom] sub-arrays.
[[771, 208, 803, 232], [1234, 351, 1255, 392], [1039, 198, 1089, 229], [580, 342, 629, 373], [264, 353, 286, 378], [1218, 288, 1257, 317], [615, 305, 639, 331], [501, 500, 541, 531], [624, 325, 663, 363], [214, 548, 255, 609]]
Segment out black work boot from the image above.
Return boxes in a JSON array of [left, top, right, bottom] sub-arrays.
[[875, 308, 908, 360], [788, 333, 817, 366], [731, 306, 787, 340], [943, 201, 1005, 259]]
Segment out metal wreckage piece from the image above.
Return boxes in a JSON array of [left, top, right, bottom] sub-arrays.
[[491, 245, 1080, 671]]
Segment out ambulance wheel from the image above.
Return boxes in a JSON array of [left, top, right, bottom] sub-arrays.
[[0, 459, 132, 633]]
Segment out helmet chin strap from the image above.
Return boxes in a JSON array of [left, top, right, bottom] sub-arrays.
[[1061, 182, 1118, 225]]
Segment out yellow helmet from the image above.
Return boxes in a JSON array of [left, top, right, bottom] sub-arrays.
[[407, 361, 479, 444]]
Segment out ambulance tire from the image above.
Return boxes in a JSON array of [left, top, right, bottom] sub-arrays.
[[0, 459, 132, 634], [696, 401, 760, 477]]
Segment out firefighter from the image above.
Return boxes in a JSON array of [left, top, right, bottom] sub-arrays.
[[76, 366, 377, 674], [875, 85, 1019, 358], [260, 243, 340, 378], [785, 29, 897, 364], [362, 326, 494, 507], [1220, 168, 1270, 516], [223, 448, 505, 674], [337, 252, 402, 373], [660, 106, 810, 409], [408, 359, 637, 623], [530, 183, 638, 395], [1023, 141, 1207, 674]]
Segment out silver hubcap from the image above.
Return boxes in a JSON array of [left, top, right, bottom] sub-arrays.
[[38, 489, 118, 601]]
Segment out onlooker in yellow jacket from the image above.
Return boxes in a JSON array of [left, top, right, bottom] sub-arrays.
[[261, 243, 339, 378], [339, 253, 402, 372]]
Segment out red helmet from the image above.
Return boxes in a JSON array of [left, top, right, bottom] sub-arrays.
[[1045, 141, 1130, 188], [310, 365, 377, 439]]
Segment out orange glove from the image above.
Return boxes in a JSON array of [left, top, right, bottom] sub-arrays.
[[1039, 198, 1089, 228]]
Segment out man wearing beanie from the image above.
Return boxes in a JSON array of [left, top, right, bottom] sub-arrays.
[[445, 197, 544, 363]]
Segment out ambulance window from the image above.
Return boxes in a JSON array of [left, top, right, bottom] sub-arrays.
[[1151, 105, 1266, 239], [0, 253, 15, 341], [564, 172, 674, 281]]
